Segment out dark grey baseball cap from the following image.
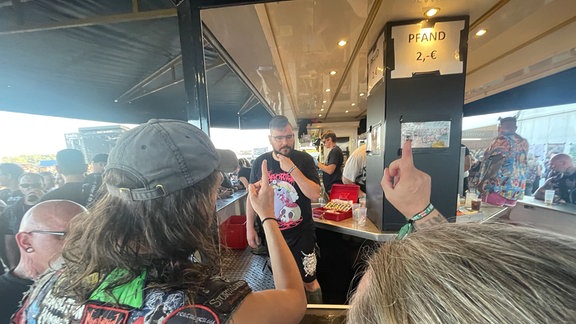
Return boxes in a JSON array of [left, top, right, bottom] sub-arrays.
[[105, 119, 237, 201]]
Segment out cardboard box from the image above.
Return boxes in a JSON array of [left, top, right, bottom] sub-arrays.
[[313, 184, 360, 221]]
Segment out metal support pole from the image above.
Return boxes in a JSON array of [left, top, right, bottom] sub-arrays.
[[177, 0, 210, 134]]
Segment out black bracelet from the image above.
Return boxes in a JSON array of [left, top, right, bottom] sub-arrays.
[[261, 217, 278, 225]]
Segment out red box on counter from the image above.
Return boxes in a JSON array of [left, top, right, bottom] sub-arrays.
[[220, 215, 248, 249], [313, 184, 360, 221]]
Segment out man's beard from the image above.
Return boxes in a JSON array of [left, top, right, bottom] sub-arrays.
[[274, 145, 293, 156]]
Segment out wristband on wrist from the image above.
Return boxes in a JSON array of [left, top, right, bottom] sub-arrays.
[[288, 165, 297, 174], [261, 217, 278, 225], [396, 203, 435, 240]]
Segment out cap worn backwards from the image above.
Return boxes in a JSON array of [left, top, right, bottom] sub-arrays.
[[105, 119, 237, 201]]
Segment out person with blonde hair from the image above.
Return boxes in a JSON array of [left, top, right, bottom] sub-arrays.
[[347, 140, 576, 323]]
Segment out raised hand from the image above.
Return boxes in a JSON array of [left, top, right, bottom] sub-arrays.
[[248, 160, 275, 220], [381, 140, 431, 219], [273, 152, 296, 174]]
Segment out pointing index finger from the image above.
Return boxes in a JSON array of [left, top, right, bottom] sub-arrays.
[[260, 159, 270, 186], [401, 140, 414, 165]]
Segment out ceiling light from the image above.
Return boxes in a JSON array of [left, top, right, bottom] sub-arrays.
[[338, 40, 347, 47], [345, 110, 349, 113], [424, 7, 440, 17], [319, 114, 322, 117], [476, 29, 487, 36], [323, 100, 327, 103], [351, 103, 356, 106], [330, 70, 337, 75], [321, 108, 324, 111], [325, 88, 331, 92], [359, 93, 365, 97]]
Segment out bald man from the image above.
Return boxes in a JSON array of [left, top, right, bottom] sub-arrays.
[[0, 200, 86, 322], [534, 154, 576, 204]]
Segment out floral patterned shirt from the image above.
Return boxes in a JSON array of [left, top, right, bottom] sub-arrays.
[[479, 133, 529, 200]]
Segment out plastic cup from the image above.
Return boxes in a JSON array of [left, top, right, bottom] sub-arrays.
[[357, 207, 367, 226], [465, 191, 477, 209], [351, 203, 361, 222], [471, 199, 481, 211], [544, 190, 555, 205]]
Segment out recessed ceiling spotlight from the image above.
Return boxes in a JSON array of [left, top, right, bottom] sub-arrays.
[[351, 103, 356, 106], [476, 29, 487, 36], [321, 108, 324, 111], [319, 114, 322, 117], [359, 93, 365, 97], [330, 70, 337, 75], [345, 110, 349, 113], [424, 7, 439, 17], [323, 100, 327, 103], [325, 88, 331, 92], [338, 40, 347, 47]]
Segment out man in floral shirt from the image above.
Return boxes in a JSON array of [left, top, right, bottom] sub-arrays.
[[478, 117, 529, 206]]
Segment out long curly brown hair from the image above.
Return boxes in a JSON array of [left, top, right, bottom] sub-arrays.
[[55, 168, 222, 302]]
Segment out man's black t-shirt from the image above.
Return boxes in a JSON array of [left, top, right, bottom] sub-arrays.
[[0, 189, 23, 206], [323, 146, 344, 193], [250, 151, 319, 236], [237, 167, 251, 181], [40, 182, 87, 206], [553, 171, 576, 204], [0, 271, 33, 323], [1, 198, 33, 234]]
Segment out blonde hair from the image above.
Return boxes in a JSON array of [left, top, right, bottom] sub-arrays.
[[348, 223, 576, 323]]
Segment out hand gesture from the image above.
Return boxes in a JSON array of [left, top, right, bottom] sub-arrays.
[[381, 140, 431, 218], [248, 160, 275, 220], [273, 152, 296, 173]]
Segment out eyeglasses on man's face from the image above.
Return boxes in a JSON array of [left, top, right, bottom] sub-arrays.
[[272, 134, 294, 142], [20, 183, 43, 189], [26, 230, 67, 238]]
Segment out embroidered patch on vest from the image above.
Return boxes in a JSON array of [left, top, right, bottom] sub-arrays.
[[80, 303, 130, 324], [162, 305, 220, 324]]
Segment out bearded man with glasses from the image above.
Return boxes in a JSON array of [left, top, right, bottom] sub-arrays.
[[246, 115, 324, 304], [1, 173, 46, 270], [0, 199, 86, 322]]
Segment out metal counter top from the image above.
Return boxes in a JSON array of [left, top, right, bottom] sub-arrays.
[[516, 196, 576, 215], [313, 202, 509, 242], [313, 215, 398, 242], [455, 203, 510, 224], [216, 190, 247, 212]]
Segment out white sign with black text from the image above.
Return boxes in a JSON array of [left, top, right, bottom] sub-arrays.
[[367, 32, 385, 93], [391, 20, 465, 79]]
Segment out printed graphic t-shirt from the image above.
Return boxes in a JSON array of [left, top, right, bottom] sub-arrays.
[[250, 151, 320, 236], [14, 269, 251, 324]]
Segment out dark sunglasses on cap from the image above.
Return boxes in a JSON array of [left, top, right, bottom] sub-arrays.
[[20, 183, 43, 189]]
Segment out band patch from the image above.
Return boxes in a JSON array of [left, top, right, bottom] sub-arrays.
[[80, 303, 129, 324], [162, 305, 220, 324]]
